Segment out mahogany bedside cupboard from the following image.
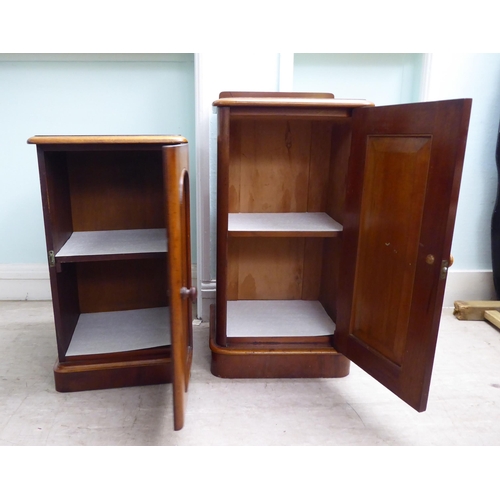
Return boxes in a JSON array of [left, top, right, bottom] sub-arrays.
[[28, 135, 195, 430], [210, 91, 472, 412]]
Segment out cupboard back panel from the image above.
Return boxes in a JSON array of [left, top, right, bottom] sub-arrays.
[[76, 258, 168, 313], [228, 119, 335, 214], [67, 151, 165, 231], [227, 237, 325, 301]]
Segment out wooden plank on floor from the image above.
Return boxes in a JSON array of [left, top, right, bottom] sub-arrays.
[[484, 310, 500, 329], [453, 300, 500, 320]]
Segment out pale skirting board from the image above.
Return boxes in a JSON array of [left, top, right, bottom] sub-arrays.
[[0, 264, 51, 300], [442, 270, 496, 307]]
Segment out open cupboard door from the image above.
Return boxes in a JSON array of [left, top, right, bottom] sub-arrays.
[[335, 99, 472, 412], [164, 143, 195, 430]]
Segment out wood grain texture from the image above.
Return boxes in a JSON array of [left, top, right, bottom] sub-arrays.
[[53, 357, 171, 392], [484, 310, 500, 329], [453, 300, 500, 320], [164, 143, 193, 431], [76, 258, 167, 313], [213, 97, 373, 109], [216, 107, 231, 346], [238, 119, 311, 213], [336, 99, 472, 412], [67, 150, 165, 231], [28, 135, 187, 145], [351, 136, 432, 366], [227, 237, 305, 300], [31, 137, 193, 429], [209, 305, 350, 378]]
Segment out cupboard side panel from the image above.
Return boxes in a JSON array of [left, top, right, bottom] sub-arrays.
[[37, 149, 79, 361], [228, 121, 242, 213], [307, 122, 333, 212], [227, 237, 240, 301], [326, 121, 352, 224], [41, 151, 74, 253], [54, 264, 80, 360], [319, 237, 342, 323], [216, 107, 231, 345], [302, 238, 323, 300]]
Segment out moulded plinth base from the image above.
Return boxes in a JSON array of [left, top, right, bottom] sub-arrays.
[[209, 305, 350, 379], [53, 356, 172, 392]]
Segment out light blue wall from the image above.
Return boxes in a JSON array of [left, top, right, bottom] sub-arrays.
[[293, 53, 500, 272], [0, 54, 195, 264], [293, 53, 424, 104], [426, 54, 500, 271]]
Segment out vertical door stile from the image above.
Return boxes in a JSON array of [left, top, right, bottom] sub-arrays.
[[164, 142, 193, 431]]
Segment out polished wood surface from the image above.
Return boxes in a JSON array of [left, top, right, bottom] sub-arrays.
[[28, 135, 187, 145], [53, 357, 171, 392], [67, 151, 165, 231], [212, 90, 471, 407], [219, 91, 335, 99], [32, 135, 192, 430], [336, 99, 472, 412], [209, 306, 350, 379], [164, 143, 193, 431], [213, 96, 373, 109], [212, 91, 356, 376]]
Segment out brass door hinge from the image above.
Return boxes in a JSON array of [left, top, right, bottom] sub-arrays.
[[440, 260, 449, 280], [48, 250, 55, 268]]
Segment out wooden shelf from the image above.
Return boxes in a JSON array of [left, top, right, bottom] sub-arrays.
[[226, 300, 336, 338], [228, 212, 343, 237], [66, 307, 171, 357], [56, 229, 167, 261]]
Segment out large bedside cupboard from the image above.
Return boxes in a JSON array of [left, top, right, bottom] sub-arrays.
[[210, 91, 472, 412]]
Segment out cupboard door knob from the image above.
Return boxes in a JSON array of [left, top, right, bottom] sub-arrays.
[[425, 254, 435, 265], [180, 286, 197, 303], [449, 254, 454, 267]]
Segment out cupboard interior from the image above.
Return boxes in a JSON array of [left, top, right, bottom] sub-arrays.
[[225, 116, 352, 341], [44, 149, 170, 361]]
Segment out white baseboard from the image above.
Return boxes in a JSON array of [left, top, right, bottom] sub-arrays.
[[1, 265, 496, 312], [443, 269, 496, 307], [0, 264, 51, 300], [0, 263, 200, 303]]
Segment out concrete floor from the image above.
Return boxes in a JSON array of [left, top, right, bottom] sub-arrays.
[[1, 300, 500, 446]]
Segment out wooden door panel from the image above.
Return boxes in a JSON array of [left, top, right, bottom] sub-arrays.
[[336, 99, 472, 412], [352, 136, 432, 366], [164, 143, 193, 431]]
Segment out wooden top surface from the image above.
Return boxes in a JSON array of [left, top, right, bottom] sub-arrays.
[[27, 135, 188, 145], [213, 94, 374, 109]]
